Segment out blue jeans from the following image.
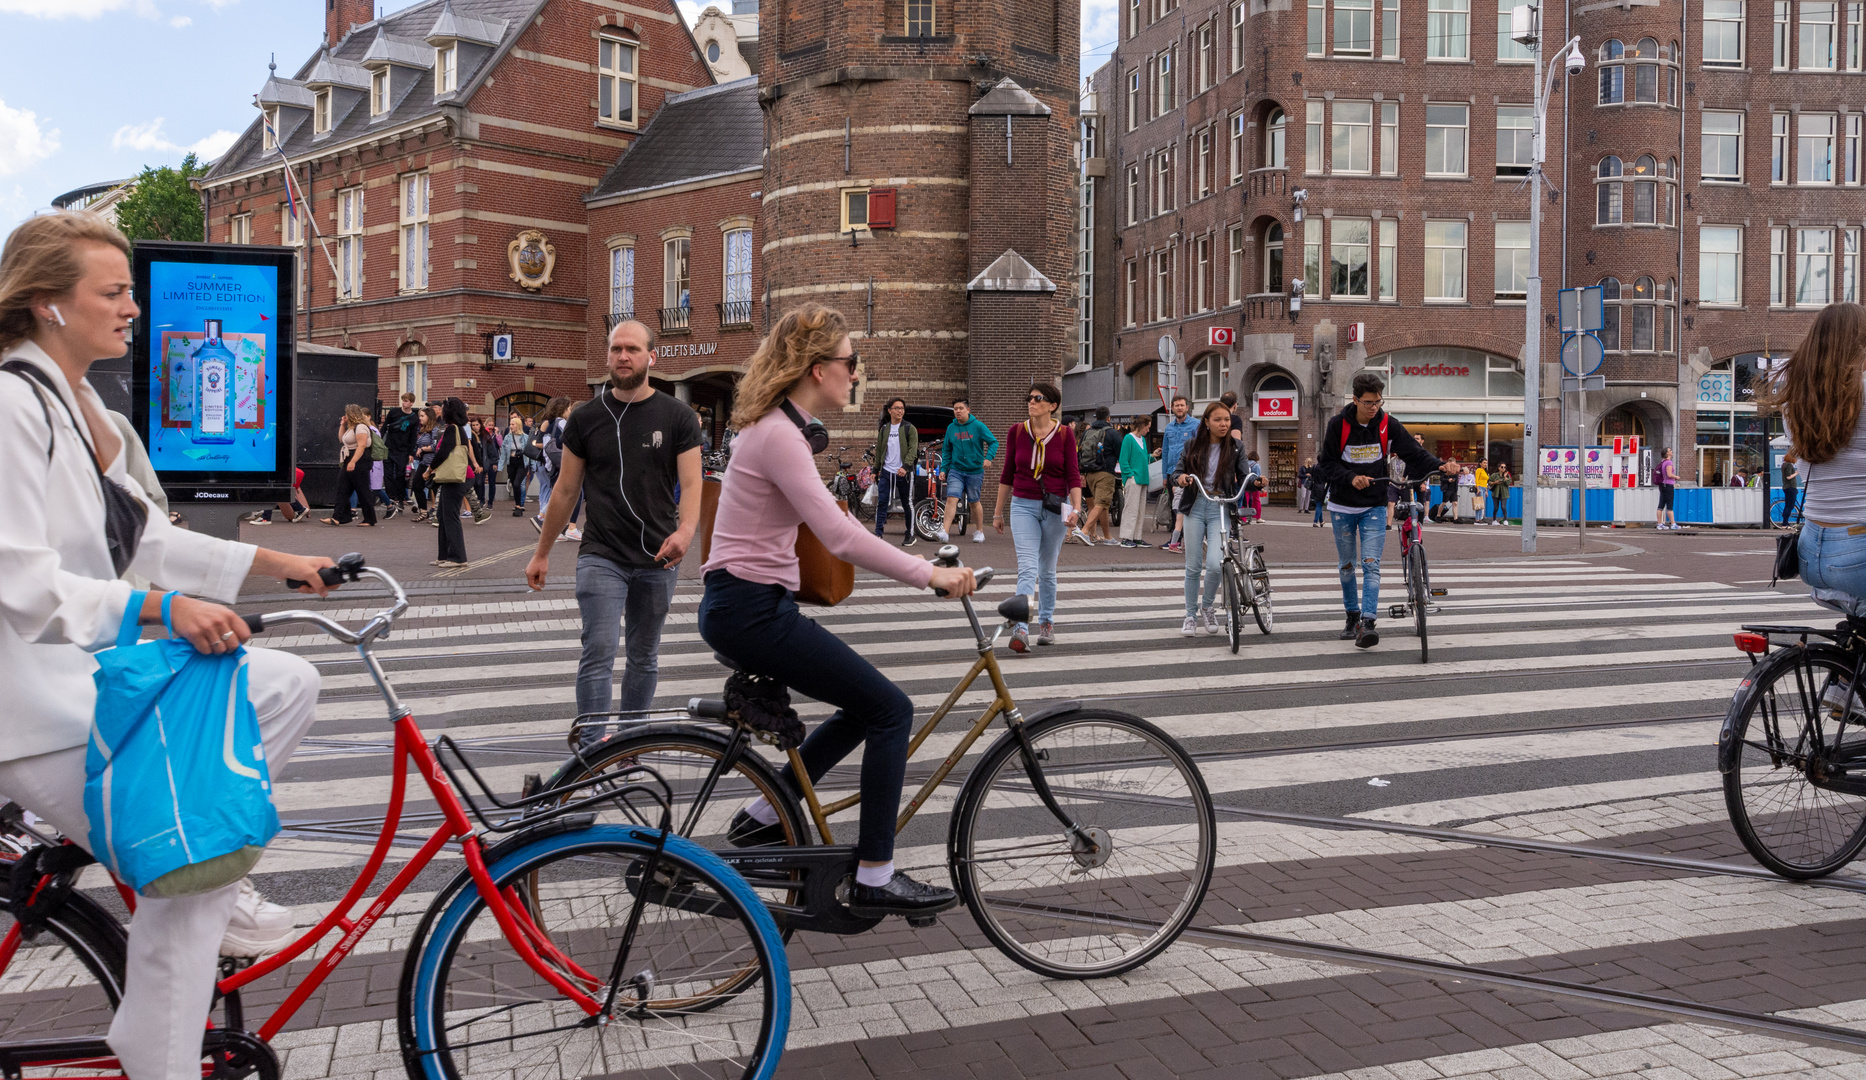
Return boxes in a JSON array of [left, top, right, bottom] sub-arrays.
[[1009, 496, 1065, 627], [945, 470, 984, 503], [1331, 504, 1387, 618], [1182, 494, 1226, 616], [699, 570, 912, 862], [536, 466, 556, 519], [1312, 490, 1325, 524], [574, 554, 678, 738], [1801, 523, 1866, 599]]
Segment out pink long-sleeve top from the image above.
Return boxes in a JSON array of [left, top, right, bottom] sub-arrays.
[[702, 404, 935, 592], [998, 421, 1083, 501]]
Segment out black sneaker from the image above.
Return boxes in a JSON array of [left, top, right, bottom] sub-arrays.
[[1339, 613, 1361, 640], [846, 869, 960, 918], [726, 809, 788, 848], [1355, 619, 1380, 649]]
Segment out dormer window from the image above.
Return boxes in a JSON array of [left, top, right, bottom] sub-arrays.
[[261, 106, 278, 150], [435, 44, 458, 93], [314, 90, 332, 133], [370, 67, 390, 115], [598, 37, 637, 127]]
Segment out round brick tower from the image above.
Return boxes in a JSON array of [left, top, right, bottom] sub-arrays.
[[758, 0, 1081, 453]]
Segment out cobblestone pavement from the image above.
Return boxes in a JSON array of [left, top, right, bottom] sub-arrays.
[[6, 512, 1858, 1080]]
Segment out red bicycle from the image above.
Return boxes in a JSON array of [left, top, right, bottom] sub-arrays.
[[0, 555, 789, 1080]]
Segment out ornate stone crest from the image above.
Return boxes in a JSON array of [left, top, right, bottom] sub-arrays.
[[507, 230, 556, 291]]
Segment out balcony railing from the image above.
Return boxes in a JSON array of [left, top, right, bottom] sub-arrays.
[[1249, 168, 1287, 199], [717, 300, 755, 328], [658, 306, 692, 334], [1243, 293, 1286, 324], [604, 311, 634, 330]]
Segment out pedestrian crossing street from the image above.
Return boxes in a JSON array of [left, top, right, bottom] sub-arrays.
[[47, 556, 1866, 1079]]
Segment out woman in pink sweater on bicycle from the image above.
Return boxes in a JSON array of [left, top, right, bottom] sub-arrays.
[[699, 303, 976, 919]]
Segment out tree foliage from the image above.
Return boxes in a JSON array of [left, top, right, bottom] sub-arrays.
[[114, 154, 210, 243]]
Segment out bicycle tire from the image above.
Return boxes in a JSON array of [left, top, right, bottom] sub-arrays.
[[1408, 544, 1429, 663], [951, 709, 1216, 979], [914, 500, 945, 541], [404, 826, 789, 1080], [0, 887, 126, 1045], [1720, 642, 1866, 879], [1221, 562, 1241, 654], [1246, 546, 1274, 635]]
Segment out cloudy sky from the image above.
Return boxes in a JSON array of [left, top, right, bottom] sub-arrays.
[[0, 0, 1120, 234]]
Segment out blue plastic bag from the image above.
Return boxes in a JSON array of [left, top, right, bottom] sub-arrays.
[[84, 591, 280, 897]]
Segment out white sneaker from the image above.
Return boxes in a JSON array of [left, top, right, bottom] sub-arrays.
[[564, 526, 584, 541], [1199, 606, 1222, 635], [935, 529, 950, 542], [1181, 615, 1198, 636], [1071, 527, 1095, 546], [971, 531, 986, 543], [220, 878, 295, 958]]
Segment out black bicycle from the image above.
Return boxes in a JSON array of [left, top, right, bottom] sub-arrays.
[[826, 447, 872, 522], [1387, 474, 1449, 663], [1721, 617, 1866, 879], [1182, 476, 1274, 651]]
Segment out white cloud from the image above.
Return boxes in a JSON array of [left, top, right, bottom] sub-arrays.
[[1081, 0, 1120, 70], [169, 14, 190, 26], [0, 0, 159, 17], [0, 99, 58, 176], [111, 118, 238, 161], [676, 0, 702, 27]]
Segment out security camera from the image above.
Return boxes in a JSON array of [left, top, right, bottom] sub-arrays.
[[1565, 48, 1586, 75]]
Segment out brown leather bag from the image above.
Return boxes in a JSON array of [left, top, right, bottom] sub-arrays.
[[697, 478, 855, 607]]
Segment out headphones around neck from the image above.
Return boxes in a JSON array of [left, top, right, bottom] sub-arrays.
[[780, 399, 829, 455]]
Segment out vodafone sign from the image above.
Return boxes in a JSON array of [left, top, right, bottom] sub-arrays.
[[1397, 362, 1472, 377], [1254, 393, 1298, 420]]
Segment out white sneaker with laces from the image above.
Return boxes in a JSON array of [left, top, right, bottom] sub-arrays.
[[1181, 615, 1198, 636], [971, 531, 986, 543], [935, 529, 950, 542], [1200, 606, 1222, 635], [221, 878, 295, 958]]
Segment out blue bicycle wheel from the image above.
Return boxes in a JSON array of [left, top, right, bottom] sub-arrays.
[[403, 825, 789, 1080]]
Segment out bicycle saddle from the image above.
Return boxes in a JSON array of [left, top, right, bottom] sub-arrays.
[[997, 594, 1033, 625]]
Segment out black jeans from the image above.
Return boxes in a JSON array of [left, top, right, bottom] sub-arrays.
[[507, 461, 529, 509], [385, 452, 410, 503], [331, 462, 376, 524], [874, 471, 914, 538], [436, 482, 467, 562], [699, 570, 912, 862]]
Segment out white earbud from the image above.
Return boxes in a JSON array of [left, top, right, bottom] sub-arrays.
[[47, 305, 65, 327]]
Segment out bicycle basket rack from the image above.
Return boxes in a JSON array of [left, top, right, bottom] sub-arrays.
[[431, 734, 675, 835]]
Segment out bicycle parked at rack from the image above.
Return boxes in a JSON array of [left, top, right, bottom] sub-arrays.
[[1184, 476, 1275, 652], [825, 447, 873, 521], [1388, 474, 1451, 664], [540, 545, 1218, 982], [0, 555, 790, 1080], [1722, 613, 1866, 880]]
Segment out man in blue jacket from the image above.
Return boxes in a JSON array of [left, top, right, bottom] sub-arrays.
[[937, 397, 999, 543], [1158, 394, 1198, 552]]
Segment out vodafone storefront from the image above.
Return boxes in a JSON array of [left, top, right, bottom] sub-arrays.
[[1361, 347, 1526, 472]]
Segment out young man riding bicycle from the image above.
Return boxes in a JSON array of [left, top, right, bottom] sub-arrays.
[[1315, 372, 1450, 650]]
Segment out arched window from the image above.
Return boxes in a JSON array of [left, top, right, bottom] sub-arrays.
[[1627, 275, 1657, 349], [1600, 38, 1625, 60], [1667, 40, 1680, 102], [1632, 154, 1657, 223], [1597, 36, 1678, 108], [1190, 354, 1233, 401], [1596, 403, 1650, 445], [1263, 222, 1284, 292], [1599, 39, 1625, 102], [1597, 156, 1623, 224], [1265, 109, 1287, 168], [1599, 277, 1621, 349], [1633, 38, 1660, 102]]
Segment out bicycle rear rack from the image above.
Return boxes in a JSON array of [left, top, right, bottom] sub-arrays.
[[431, 735, 674, 835]]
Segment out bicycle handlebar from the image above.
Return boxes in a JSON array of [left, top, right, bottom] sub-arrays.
[[1183, 475, 1250, 505], [244, 556, 409, 646]]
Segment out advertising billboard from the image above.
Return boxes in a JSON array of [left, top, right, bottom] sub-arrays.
[[131, 241, 296, 502]]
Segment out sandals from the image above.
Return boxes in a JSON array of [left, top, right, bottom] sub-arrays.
[[321, 518, 344, 526]]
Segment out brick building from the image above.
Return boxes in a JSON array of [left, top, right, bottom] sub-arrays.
[[200, 0, 716, 420], [1085, 0, 1864, 497]]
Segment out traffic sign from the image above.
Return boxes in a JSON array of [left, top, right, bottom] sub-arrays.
[[1157, 334, 1180, 412], [1558, 286, 1604, 333], [1559, 331, 1604, 375], [1559, 375, 1606, 392]]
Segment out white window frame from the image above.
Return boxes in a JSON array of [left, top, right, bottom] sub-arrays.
[[1267, 108, 1288, 168], [370, 66, 390, 116], [1774, 1, 1792, 67], [1771, 225, 1789, 305], [1850, 0, 1864, 68], [228, 213, 252, 245], [1309, 0, 1326, 54], [1425, 103, 1469, 176], [1494, 220, 1530, 299], [599, 37, 639, 127], [1197, 128, 1213, 197], [1497, 0, 1533, 60], [1230, 112, 1247, 181], [1772, 112, 1791, 182], [609, 244, 635, 318], [435, 43, 458, 94], [1155, 149, 1174, 214], [1382, 0, 1401, 56], [1305, 101, 1324, 174], [1125, 260, 1139, 326], [840, 187, 872, 232], [1701, 111, 1744, 181], [1228, 225, 1245, 304], [1796, 226, 1834, 304], [1427, 0, 1470, 59], [1127, 70, 1141, 131], [1802, 1, 1838, 68], [1845, 227, 1861, 302], [1380, 102, 1399, 174], [664, 236, 691, 311], [1331, 217, 1372, 298], [1198, 23, 1215, 90], [1424, 219, 1467, 301], [1155, 50, 1175, 117], [1264, 224, 1285, 293], [1126, 164, 1140, 224], [261, 106, 278, 150], [281, 202, 302, 246], [336, 186, 362, 301], [724, 228, 754, 308], [399, 171, 430, 293], [313, 90, 331, 134], [1338, 0, 1375, 53], [1497, 105, 1533, 175], [1704, 0, 1746, 65], [1332, 101, 1373, 174], [905, 0, 936, 36], [1799, 112, 1837, 184], [1378, 217, 1398, 299], [400, 358, 427, 403], [1699, 225, 1744, 306], [1230, 2, 1247, 69], [1303, 218, 1323, 294], [1193, 234, 1212, 312]]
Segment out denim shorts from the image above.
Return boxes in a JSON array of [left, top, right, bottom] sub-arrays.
[[945, 470, 984, 502]]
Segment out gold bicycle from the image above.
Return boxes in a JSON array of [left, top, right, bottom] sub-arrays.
[[540, 545, 1217, 979]]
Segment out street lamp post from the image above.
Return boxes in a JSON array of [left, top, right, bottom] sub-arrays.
[[1517, 14, 1583, 554]]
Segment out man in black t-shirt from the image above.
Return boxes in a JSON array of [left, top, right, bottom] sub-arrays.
[[526, 320, 703, 741], [381, 392, 422, 508]]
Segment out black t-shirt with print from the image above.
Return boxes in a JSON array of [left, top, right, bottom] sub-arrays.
[[561, 390, 704, 570]]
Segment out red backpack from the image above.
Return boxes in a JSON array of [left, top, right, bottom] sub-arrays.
[[1340, 413, 1390, 459]]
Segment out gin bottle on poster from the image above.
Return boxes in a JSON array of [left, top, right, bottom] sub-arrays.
[[192, 319, 236, 444]]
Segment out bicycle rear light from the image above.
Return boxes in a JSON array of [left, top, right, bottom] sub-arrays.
[[1733, 632, 1769, 654]]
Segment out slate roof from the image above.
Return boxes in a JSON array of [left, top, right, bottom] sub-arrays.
[[586, 77, 761, 201], [205, 0, 541, 182]]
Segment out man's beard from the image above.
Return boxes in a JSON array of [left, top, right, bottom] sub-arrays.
[[609, 365, 649, 392]]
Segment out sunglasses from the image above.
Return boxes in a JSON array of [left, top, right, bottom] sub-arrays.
[[1027, 394, 1054, 404]]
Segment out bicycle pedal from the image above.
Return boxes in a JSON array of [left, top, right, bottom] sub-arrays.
[[1388, 605, 1407, 619], [1429, 588, 1448, 597], [905, 914, 940, 929]]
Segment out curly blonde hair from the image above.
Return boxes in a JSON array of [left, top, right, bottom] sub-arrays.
[[732, 303, 850, 429], [0, 212, 133, 354]]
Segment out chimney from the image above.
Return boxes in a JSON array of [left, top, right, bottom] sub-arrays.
[[326, 0, 374, 48]]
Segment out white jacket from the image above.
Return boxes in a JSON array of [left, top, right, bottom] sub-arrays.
[[0, 341, 255, 761]]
